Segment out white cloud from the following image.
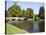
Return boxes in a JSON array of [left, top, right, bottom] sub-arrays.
[[34, 10, 39, 15]]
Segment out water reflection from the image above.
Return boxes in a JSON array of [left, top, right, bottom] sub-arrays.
[[33, 21, 39, 32]]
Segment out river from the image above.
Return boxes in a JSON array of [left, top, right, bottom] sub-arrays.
[[7, 20, 44, 33], [33, 21, 39, 32]]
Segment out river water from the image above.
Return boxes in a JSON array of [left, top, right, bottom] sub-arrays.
[[33, 21, 39, 32], [7, 20, 44, 33]]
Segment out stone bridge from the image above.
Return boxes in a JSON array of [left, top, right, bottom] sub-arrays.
[[6, 17, 33, 21]]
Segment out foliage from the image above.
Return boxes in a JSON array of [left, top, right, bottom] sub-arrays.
[[6, 3, 34, 17], [7, 3, 21, 17], [26, 8, 34, 17], [39, 6, 45, 17]]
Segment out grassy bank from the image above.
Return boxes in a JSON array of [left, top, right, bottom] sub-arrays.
[[6, 23, 27, 34]]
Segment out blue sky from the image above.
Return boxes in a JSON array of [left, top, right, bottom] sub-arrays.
[[7, 1, 44, 15]]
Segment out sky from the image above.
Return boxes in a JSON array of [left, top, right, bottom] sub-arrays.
[[6, 1, 44, 15]]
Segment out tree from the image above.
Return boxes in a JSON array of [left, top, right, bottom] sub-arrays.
[[18, 10, 23, 17], [22, 9, 26, 17], [39, 6, 45, 17], [7, 3, 21, 17], [26, 8, 34, 18], [7, 3, 34, 17], [39, 6, 45, 19]]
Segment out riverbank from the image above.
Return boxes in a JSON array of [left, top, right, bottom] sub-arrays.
[[6, 23, 28, 34]]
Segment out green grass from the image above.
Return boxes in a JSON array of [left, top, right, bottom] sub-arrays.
[[6, 23, 26, 34]]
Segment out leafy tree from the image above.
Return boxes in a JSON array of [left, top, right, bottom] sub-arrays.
[[18, 10, 23, 17], [7, 3, 21, 17], [26, 8, 34, 17], [39, 6, 45, 17], [7, 3, 34, 17], [22, 9, 26, 17]]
